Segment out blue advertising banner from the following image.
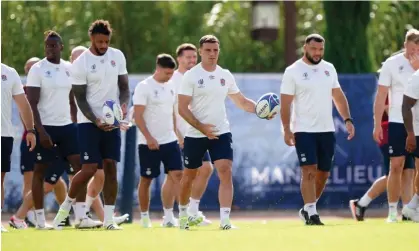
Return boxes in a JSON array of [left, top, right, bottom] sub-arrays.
[[3, 73, 384, 212]]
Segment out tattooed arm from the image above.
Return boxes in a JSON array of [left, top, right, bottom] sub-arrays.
[[72, 85, 97, 123], [69, 90, 78, 123]]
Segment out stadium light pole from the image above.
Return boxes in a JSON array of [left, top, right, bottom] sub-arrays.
[[251, 0, 280, 42]]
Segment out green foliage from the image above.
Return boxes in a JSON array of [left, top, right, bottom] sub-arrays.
[[1, 1, 418, 74], [323, 1, 372, 73]]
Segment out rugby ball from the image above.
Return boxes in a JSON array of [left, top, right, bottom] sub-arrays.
[[102, 100, 123, 126], [255, 93, 280, 119]]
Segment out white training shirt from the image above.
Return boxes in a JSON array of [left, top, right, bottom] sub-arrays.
[[1, 63, 25, 137], [71, 47, 128, 124], [170, 70, 189, 136], [379, 53, 416, 123], [133, 76, 177, 145], [26, 58, 73, 126], [404, 70, 419, 136], [179, 63, 240, 138], [280, 59, 340, 133]]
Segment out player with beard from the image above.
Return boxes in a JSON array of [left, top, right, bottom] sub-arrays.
[[52, 20, 130, 230], [280, 34, 355, 225], [162, 43, 213, 226]]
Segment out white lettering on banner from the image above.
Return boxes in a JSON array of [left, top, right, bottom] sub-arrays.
[[251, 165, 383, 186]]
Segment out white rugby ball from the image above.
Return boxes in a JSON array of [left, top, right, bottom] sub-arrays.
[[102, 100, 123, 126], [255, 92, 280, 119]]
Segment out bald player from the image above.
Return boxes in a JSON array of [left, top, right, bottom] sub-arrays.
[[68, 46, 129, 225]]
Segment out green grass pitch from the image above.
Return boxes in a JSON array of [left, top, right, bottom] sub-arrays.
[[2, 219, 418, 251]]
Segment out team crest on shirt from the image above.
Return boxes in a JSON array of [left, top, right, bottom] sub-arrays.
[[111, 60, 116, 67], [220, 78, 225, 86], [1, 75, 7, 81], [198, 79, 205, 88], [399, 66, 404, 73], [302, 72, 308, 80], [154, 90, 159, 98], [45, 71, 52, 78], [324, 70, 330, 77], [91, 64, 97, 73]]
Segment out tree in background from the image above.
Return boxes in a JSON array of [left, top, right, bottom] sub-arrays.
[[323, 1, 372, 73]]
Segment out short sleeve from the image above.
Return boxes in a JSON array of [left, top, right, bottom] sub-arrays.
[[226, 70, 240, 95], [118, 50, 128, 75], [404, 74, 419, 100], [26, 66, 42, 88], [179, 71, 194, 96], [133, 82, 148, 106], [11, 69, 24, 95], [331, 66, 341, 88], [71, 58, 87, 86], [378, 60, 392, 87], [280, 68, 296, 95]]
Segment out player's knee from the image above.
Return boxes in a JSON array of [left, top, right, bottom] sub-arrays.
[[316, 170, 330, 180], [169, 170, 183, 183], [93, 169, 105, 185], [301, 165, 317, 181], [43, 182, 55, 193], [216, 165, 233, 183], [199, 162, 214, 179], [181, 169, 198, 185]]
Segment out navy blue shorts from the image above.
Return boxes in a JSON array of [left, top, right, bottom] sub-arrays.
[[413, 136, 419, 159], [35, 123, 79, 163], [183, 133, 233, 169], [380, 144, 415, 175], [388, 122, 408, 157], [138, 141, 183, 178], [1, 137, 14, 173], [181, 150, 211, 163], [78, 123, 121, 166], [21, 139, 75, 176], [294, 132, 336, 172]]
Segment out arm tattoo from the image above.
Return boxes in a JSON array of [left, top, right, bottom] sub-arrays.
[[72, 85, 97, 123], [402, 95, 417, 133], [118, 74, 130, 106]]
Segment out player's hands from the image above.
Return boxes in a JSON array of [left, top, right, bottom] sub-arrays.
[[146, 136, 159, 150], [373, 125, 383, 144], [199, 123, 219, 140], [406, 132, 416, 153], [266, 112, 277, 120], [95, 119, 117, 131], [121, 103, 128, 120], [39, 130, 54, 149], [409, 54, 419, 71], [26, 132, 36, 152], [177, 136, 184, 149], [119, 121, 131, 131], [284, 129, 295, 146], [345, 121, 355, 140]]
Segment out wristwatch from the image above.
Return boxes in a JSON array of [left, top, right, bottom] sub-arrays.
[[26, 128, 36, 134], [344, 118, 354, 124]]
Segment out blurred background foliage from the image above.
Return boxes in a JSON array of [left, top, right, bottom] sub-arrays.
[[2, 1, 419, 74]]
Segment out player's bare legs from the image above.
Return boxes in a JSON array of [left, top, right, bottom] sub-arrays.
[[402, 158, 419, 222], [188, 162, 213, 225], [161, 170, 182, 227], [22, 171, 36, 226], [315, 170, 329, 200], [86, 170, 105, 220], [401, 169, 414, 205], [300, 165, 318, 216], [213, 159, 234, 228], [102, 159, 119, 227], [387, 156, 405, 222], [138, 176, 153, 227]]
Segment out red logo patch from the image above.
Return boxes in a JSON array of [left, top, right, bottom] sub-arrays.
[[1, 75, 7, 81], [220, 78, 225, 86], [111, 60, 116, 67], [325, 71, 330, 77]]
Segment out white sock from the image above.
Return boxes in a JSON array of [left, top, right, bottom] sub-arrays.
[[61, 195, 75, 211], [35, 209, 46, 227], [163, 208, 174, 221], [388, 202, 398, 216], [220, 207, 231, 223], [27, 210, 36, 222], [104, 205, 115, 224], [75, 202, 87, 222], [304, 203, 318, 217], [86, 195, 96, 209], [188, 198, 200, 215], [358, 194, 372, 207], [141, 211, 149, 219], [407, 194, 419, 209], [179, 204, 188, 217]]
